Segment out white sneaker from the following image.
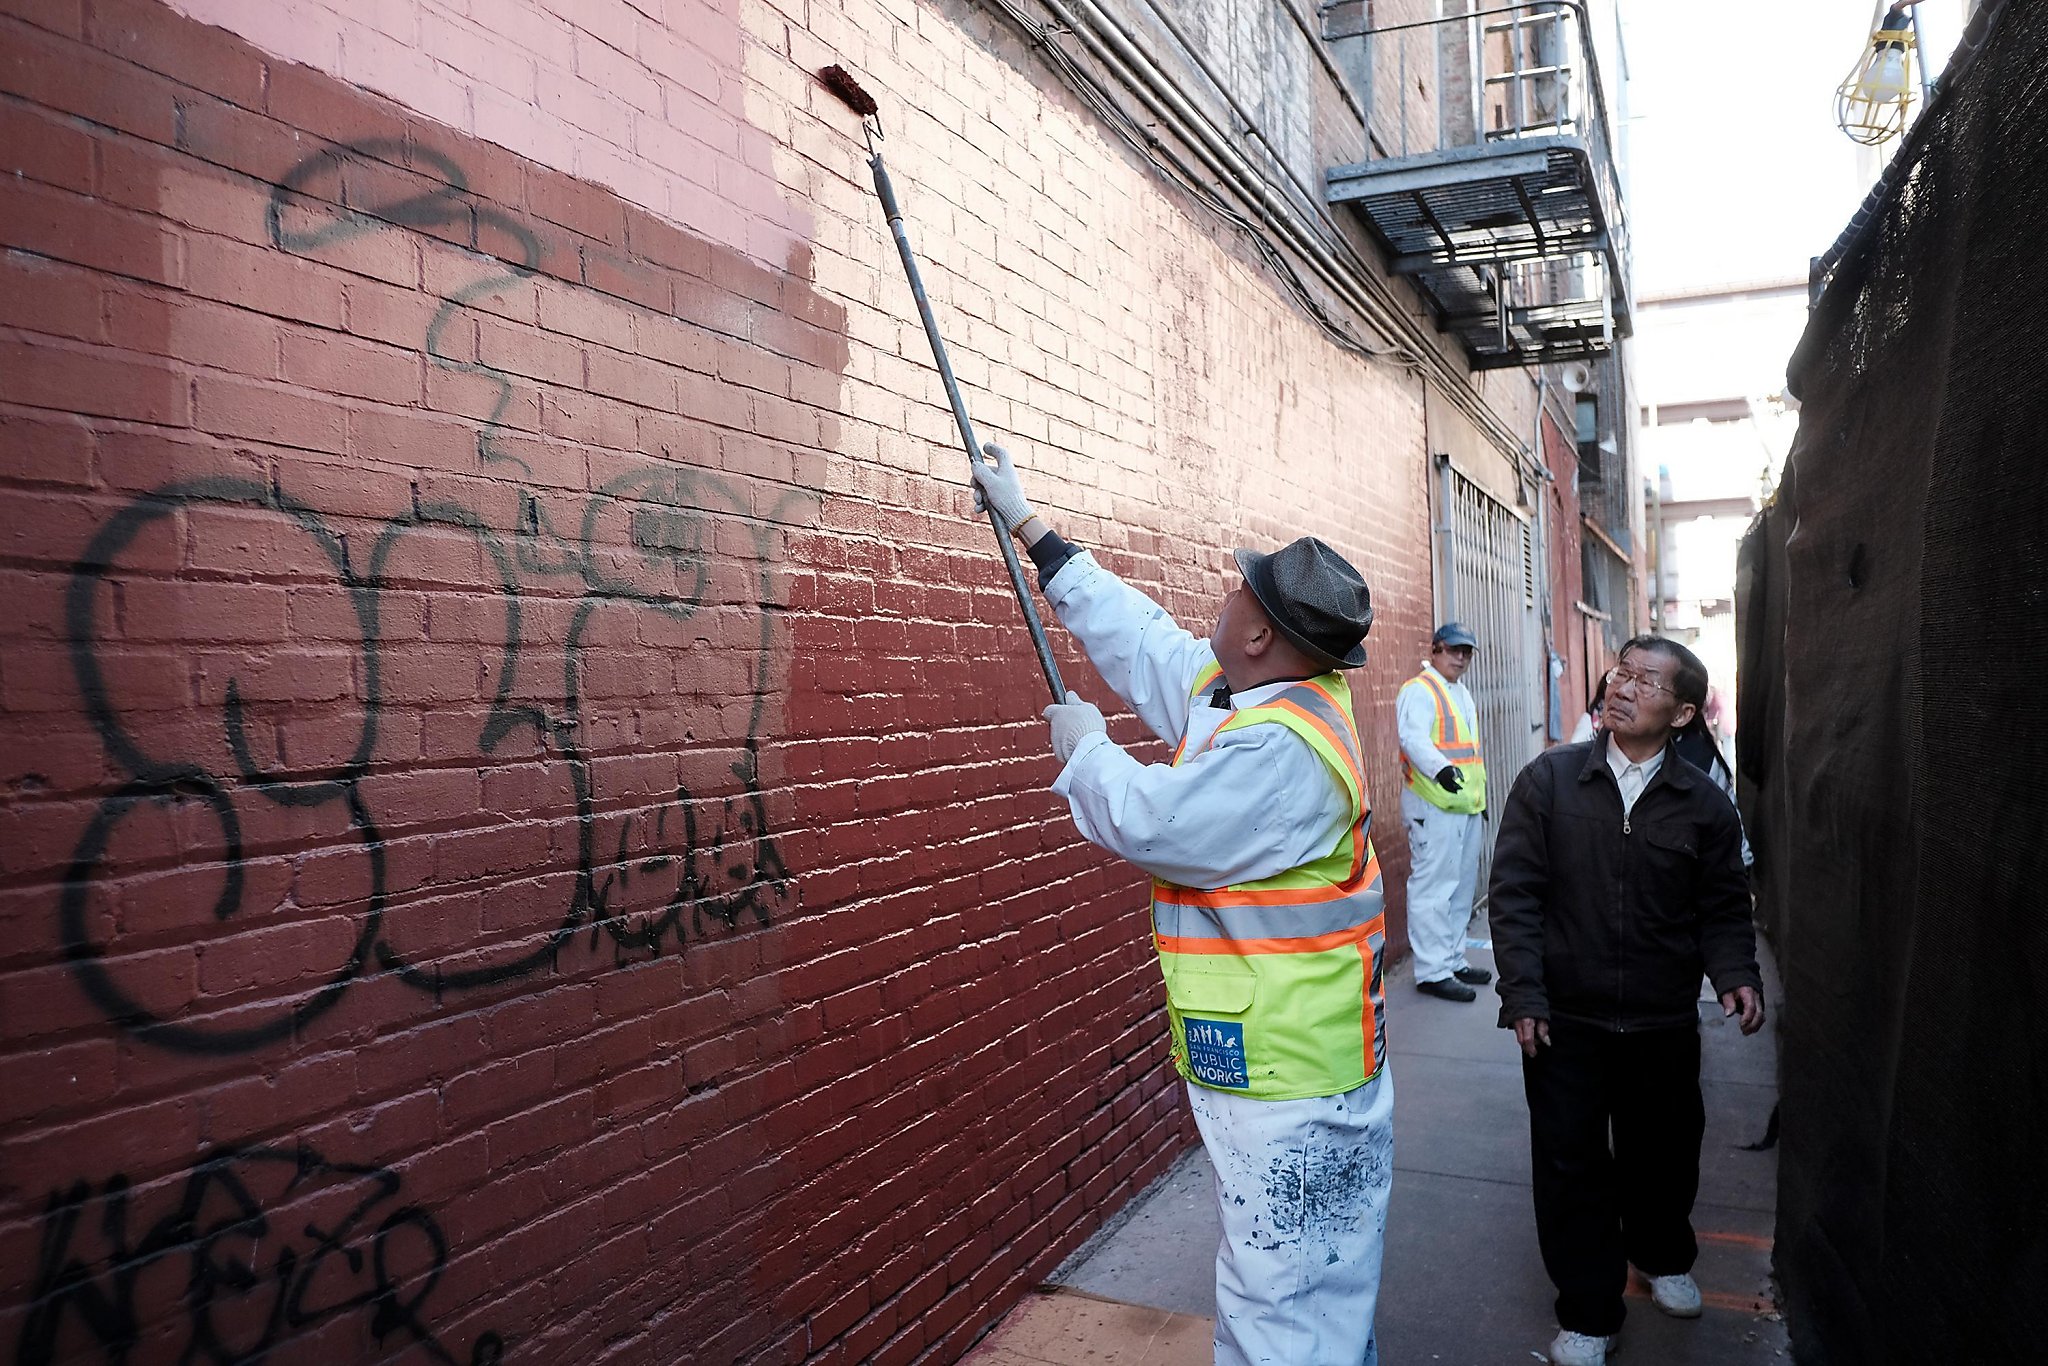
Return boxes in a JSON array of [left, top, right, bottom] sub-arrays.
[[1548, 1329, 1617, 1366], [1648, 1272, 1703, 1318]]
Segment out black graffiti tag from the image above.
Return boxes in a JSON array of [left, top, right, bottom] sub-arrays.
[[63, 481, 383, 1054], [58, 144, 809, 1053], [268, 139, 540, 475], [18, 1144, 502, 1365]]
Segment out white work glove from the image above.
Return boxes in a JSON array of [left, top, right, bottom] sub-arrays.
[[970, 442, 1035, 531], [1044, 698, 1106, 764]]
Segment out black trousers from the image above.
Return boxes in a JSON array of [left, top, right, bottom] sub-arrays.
[[1521, 1019, 1705, 1336]]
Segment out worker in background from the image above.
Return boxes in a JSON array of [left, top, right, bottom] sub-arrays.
[[970, 442, 1393, 1366], [1488, 635, 1765, 1366], [1397, 624, 1490, 1002]]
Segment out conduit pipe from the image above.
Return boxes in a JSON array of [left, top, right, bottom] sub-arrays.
[[1041, 0, 1395, 344], [1136, 0, 1357, 252], [1031, 0, 1534, 470], [1435, 451, 1459, 621], [1134, 0, 1432, 346]]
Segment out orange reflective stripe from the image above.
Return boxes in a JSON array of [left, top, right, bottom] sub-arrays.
[[1251, 698, 1364, 787], [1419, 671, 1465, 745], [1360, 940, 1377, 1071], [1156, 913, 1386, 957], [1293, 676, 1363, 747], [1296, 682, 1366, 753]]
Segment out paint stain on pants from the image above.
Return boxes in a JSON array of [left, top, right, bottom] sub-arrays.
[[1189, 1070, 1395, 1366]]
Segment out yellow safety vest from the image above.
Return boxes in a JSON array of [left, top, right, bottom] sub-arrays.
[[1152, 663, 1388, 1101], [1401, 669, 1486, 814]]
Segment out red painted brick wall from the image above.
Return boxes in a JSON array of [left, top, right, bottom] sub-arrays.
[[0, 0, 1442, 1362]]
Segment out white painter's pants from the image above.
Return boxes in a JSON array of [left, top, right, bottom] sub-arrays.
[[1188, 1070, 1395, 1366], [1400, 787, 1482, 985]]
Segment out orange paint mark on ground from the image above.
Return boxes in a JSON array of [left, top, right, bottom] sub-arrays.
[[1698, 1230, 1774, 1251]]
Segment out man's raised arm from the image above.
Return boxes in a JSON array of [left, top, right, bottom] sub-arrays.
[[972, 442, 1209, 746]]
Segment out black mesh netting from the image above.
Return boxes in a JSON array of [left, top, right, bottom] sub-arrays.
[[1736, 5, 2048, 1361]]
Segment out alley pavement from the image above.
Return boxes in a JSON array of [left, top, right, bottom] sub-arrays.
[[968, 934, 1789, 1365]]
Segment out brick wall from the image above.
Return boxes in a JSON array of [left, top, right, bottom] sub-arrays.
[[1363, 0, 1447, 159], [1541, 403, 1589, 729], [0, 0, 1440, 1362], [157, 0, 800, 263]]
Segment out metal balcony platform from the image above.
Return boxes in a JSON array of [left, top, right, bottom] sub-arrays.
[[1325, 139, 1631, 369], [1318, 2, 1632, 370], [1414, 250, 1618, 370], [1326, 138, 1609, 274]]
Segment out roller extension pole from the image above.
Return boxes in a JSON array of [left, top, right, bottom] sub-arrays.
[[818, 66, 1067, 705], [866, 160, 1067, 703]]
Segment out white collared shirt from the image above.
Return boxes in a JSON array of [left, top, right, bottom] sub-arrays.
[[1607, 740, 1665, 816]]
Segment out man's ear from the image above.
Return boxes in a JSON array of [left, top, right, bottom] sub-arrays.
[[1672, 702, 1699, 731], [1241, 622, 1274, 659]]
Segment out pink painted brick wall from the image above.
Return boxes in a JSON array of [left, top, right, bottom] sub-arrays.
[[162, 0, 796, 262]]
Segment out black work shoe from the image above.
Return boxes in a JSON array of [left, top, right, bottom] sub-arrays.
[[1416, 977, 1478, 1002], [1453, 965, 1494, 986]]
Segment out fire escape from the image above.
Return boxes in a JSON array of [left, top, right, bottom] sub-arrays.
[[1324, 2, 1632, 369]]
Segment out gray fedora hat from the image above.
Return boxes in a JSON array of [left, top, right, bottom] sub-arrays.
[[1232, 536, 1373, 670]]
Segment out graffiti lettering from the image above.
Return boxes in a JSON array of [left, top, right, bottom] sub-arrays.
[[18, 1145, 500, 1365], [268, 140, 540, 474], [60, 144, 815, 1052]]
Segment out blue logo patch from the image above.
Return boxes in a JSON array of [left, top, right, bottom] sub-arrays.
[[1183, 1017, 1249, 1089]]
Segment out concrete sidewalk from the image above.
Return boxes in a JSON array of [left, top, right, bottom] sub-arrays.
[[968, 938, 1789, 1365]]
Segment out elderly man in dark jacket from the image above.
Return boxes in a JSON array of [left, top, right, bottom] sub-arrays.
[[1488, 635, 1765, 1366]]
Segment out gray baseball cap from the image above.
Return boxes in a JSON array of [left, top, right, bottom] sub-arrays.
[[1432, 622, 1479, 649]]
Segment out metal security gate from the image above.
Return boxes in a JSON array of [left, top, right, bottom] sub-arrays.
[[1440, 466, 1545, 899]]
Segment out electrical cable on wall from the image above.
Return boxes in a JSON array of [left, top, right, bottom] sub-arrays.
[[980, 0, 1397, 365], [978, 0, 1546, 477]]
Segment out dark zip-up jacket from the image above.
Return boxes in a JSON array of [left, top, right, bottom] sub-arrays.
[[1487, 734, 1762, 1031]]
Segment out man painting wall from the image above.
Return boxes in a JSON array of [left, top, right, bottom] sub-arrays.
[[971, 442, 1394, 1366]]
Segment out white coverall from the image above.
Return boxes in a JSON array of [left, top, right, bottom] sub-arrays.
[[1046, 550, 1394, 1366], [1396, 664, 1483, 986]]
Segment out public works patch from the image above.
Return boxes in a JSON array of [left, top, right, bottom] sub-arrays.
[[1184, 1018, 1249, 1088]]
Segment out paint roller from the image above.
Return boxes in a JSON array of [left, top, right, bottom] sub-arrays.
[[817, 63, 1069, 705]]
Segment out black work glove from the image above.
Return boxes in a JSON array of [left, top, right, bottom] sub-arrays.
[[1436, 766, 1463, 793]]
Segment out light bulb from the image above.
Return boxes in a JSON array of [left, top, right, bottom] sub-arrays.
[[1836, 16, 1917, 146], [1866, 46, 1910, 101]]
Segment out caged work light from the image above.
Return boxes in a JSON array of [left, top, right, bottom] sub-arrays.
[[1836, 2, 1921, 146]]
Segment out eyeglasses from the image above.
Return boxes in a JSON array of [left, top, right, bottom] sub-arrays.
[[1605, 665, 1675, 698]]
